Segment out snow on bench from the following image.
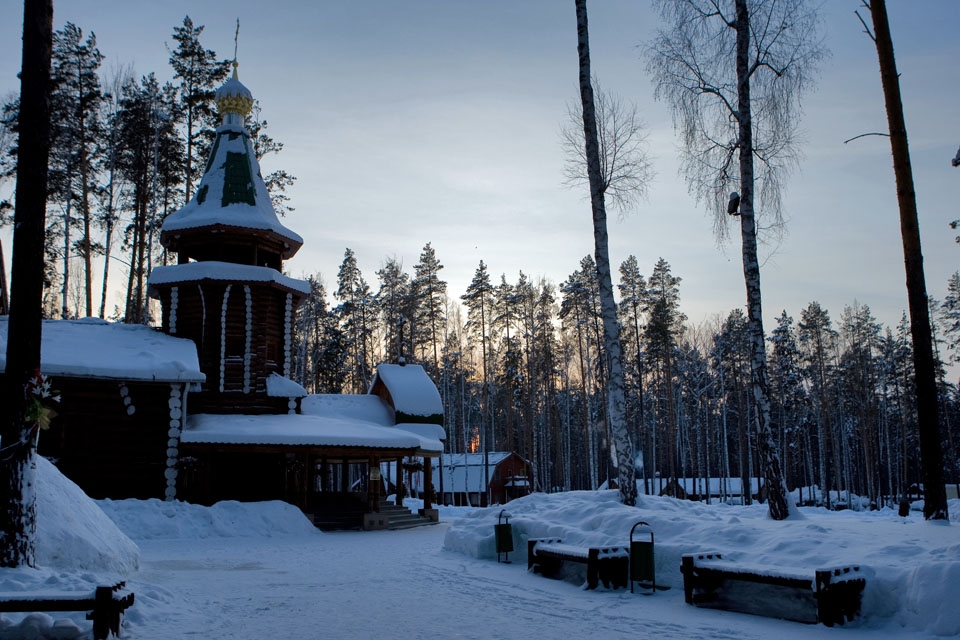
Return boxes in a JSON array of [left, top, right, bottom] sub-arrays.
[[681, 552, 864, 626], [527, 538, 629, 590], [0, 582, 134, 639]]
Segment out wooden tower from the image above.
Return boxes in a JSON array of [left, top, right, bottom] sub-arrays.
[[149, 63, 309, 414]]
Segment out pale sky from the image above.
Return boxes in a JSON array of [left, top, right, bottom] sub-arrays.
[[1, 0, 958, 338]]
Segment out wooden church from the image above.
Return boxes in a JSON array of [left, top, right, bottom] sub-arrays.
[[4, 62, 446, 530], [147, 62, 446, 529]]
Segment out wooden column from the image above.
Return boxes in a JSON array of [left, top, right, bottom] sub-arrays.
[[423, 456, 433, 510], [395, 458, 403, 506], [368, 456, 381, 512]]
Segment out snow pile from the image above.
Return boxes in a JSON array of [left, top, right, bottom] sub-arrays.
[[0, 457, 140, 640], [98, 498, 318, 540], [444, 491, 960, 635], [35, 456, 140, 574]]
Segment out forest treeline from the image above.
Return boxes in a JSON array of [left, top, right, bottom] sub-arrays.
[[298, 244, 960, 509], [1, 17, 958, 510]]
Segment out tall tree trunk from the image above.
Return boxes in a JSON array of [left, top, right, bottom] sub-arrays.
[[734, 0, 789, 520], [575, 0, 636, 506], [1, 0, 53, 569], [868, 0, 948, 520], [60, 189, 71, 318]]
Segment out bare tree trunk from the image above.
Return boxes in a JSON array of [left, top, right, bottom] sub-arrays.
[[1, 0, 53, 569], [867, 0, 948, 521], [734, 0, 789, 520], [575, 0, 636, 506]]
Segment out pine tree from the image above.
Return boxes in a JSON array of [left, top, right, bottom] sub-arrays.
[[1, 0, 53, 568], [247, 100, 296, 216], [376, 258, 412, 364], [644, 258, 685, 491], [168, 16, 229, 201], [335, 248, 376, 393], [618, 255, 648, 473], [461, 261, 495, 502], [411, 242, 446, 376], [49, 23, 105, 318], [799, 302, 838, 507], [768, 311, 808, 496]]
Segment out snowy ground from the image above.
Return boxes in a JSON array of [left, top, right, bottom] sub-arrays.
[[1, 458, 958, 639]]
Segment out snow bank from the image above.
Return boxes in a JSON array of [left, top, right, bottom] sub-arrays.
[[444, 491, 960, 635], [97, 498, 319, 541], [36, 456, 140, 575], [0, 458, 140, 640]]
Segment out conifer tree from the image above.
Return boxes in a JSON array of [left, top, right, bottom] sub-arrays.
[[168, 16, 229, 201], [49, 23, 105, 318], [335, 248, 376, 393], [461, 261, 495, 500], [411, 242, 446, 375]]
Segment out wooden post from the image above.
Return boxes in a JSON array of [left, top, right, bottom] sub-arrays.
[[423, 456, 433, 509], [368, 456, 380, 512], [395, 457, 403, 506]]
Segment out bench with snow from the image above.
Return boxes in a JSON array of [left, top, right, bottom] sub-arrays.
[[0, 582, 134, 639], [680, 552, 864, 626], [527, 538, 628, 590]]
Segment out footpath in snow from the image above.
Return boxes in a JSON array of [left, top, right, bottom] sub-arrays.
[[0, 457, 958, 639]]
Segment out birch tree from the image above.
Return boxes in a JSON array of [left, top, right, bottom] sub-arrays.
[[574, 0, 636, 505], [648, 0, 825, 519]]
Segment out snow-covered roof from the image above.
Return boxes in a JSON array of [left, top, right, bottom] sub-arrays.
[[371, 364, 443, 419], [0, 317, 205, 383], [671, 477, 765, 496], [301, 394, 393, 425], [148, 261, 311, 296], [160, 121, 302, 250], [181, 413, 428, 450], [266, 373, 307, 398]]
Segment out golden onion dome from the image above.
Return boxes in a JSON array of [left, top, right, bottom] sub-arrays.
[[215, 62, 254, 117]]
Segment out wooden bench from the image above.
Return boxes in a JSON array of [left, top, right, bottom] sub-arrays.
[[680, 552, 864, 626], [0, 582, 135, 639], [527, 538, 628, 590]]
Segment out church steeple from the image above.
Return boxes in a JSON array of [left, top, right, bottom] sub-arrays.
[[159, 51, 302, 264], [149, 42, 310, 415]]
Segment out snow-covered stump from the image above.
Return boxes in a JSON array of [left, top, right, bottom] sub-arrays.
[[680, 552, 865, 626]]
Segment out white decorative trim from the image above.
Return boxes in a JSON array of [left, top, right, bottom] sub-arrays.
[[119, 383, 136, 416], [169, 286, 179, 334], [220, 285, 232, 393], [243, 285, 252, 394], [165, 383, 182, 501], [198, 285, 206, 341], [283, 293, 293, 377]]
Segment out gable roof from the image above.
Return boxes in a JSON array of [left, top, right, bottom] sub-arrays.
[[0, 317, 205, 383], [370, 364, 443, 420]]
